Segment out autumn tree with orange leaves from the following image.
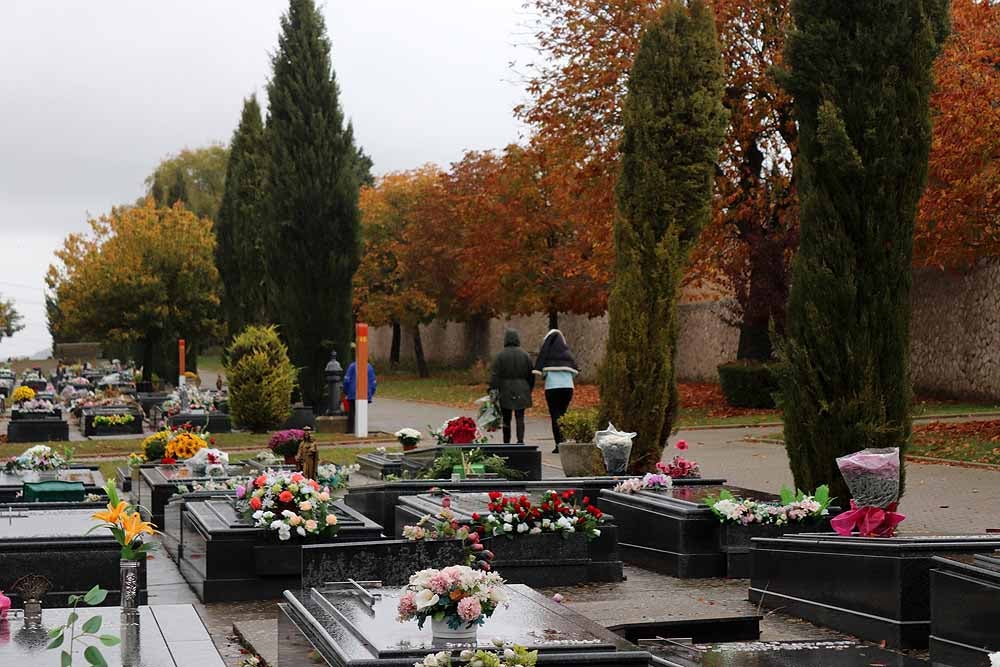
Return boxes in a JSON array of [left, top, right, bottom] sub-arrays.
[[355, 167, 443, 377], [915, 0, 1000, 268]]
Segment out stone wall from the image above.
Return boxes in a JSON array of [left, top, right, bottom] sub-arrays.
[[910, 260, 1000, 400], [369, 300, 739, 383], [371, 259, 1000, 399]]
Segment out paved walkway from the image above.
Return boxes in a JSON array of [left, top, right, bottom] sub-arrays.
[[369, 398, 1000, 535]]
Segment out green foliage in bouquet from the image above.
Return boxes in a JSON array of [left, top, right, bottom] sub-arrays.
[[226, 324, 296, 432], [419, 448, 524, 481]]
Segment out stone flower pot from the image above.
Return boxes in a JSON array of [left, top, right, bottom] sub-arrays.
[[558, 442, 605, 477]]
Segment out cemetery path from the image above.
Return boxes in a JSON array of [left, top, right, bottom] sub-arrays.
[[373, 397, 1000, 535]]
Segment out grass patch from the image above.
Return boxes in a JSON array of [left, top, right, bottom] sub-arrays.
[[911, 420, 1000, 464]]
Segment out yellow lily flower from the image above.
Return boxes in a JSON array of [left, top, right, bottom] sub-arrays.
[[121, 512, 157, 544], [92, 501, 129, 526]]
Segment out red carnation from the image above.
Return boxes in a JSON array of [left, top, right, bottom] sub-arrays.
[[676, 440, 689, 451], [471, 512, 481, 521], [279, 490, 294, 503], [249, 497, 262, 510]]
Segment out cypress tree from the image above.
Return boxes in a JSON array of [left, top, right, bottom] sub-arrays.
[[598, 0, 726, 472], [266, 0, 364, 405], [777, 0, 949, 499], [217, 95, 270, 336]]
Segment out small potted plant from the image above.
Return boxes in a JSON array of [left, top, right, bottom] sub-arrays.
[[394, 427, 423, 452], [268, 428, 308, 464], [556, 409, 604, 477]]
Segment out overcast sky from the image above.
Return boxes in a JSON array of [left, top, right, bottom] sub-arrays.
[[0, 1, 529, 359]]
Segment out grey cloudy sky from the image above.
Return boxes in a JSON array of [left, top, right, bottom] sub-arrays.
[[0, 0, 529, 358]]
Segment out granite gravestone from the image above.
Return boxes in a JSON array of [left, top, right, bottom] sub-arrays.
[[400, 444, 543, 481], [167, 411, 232, 432], [301, 539, 469, 588], [175, 496, 383, 602], [0, 468, 105, 503], [647, 640, 927, 667], [135, 463, 247, 526], [0, 604, 223, 666], [599, 485, 777, 578], [80, 406, 144, 436], [6, 418, 69, 443], [277, 583, 651, 666], [929, 552, 1000, 665], [0, 507, 146, 607], [394, 491, 624, 586], [750, 533, 1000, 649]]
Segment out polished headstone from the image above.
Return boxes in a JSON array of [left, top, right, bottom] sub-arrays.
[[301, 538, 468, 588], [648, 640, 927, 666], [136, 463, 248, 526], [0, 605, 224, 666], [929, 553, 1000, 665], [0, 468, 105, 503], [278, 583, 650, 666]]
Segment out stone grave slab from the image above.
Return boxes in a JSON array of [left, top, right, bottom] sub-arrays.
[[401, 443, 543, 480], [929, 552, 1000, 665], [6, 418, 69, 443], [0, 506, 146, 607], [168, 411, 232, 432], [80, 406, 144, 436], [301, 538, 470, 588], [599, 485, 774, 578], [0, 467, 105, 503], [355, 450, 404, 479], [277, 583, 651, 666], [136, 463, 247, 526], [10, 406, 62, 420], [750, 533, 1000, 649], [344, 477, 723, 534], [647, 639, 927, 666], [0, 604, 223, 666], [174, 496, 383, 602], [395, 490, 624, 586]]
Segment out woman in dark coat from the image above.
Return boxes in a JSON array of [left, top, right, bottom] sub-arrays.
[[489, 329, 534, 444], [534, 329, 579, 453]]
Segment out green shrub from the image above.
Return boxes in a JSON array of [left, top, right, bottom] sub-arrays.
[[558, 408, 600, 444], [226, 325, 296, 432], [717, 361, 778, 409]]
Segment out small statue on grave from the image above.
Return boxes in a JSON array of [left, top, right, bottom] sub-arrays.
[[296, 427, 319, 480]]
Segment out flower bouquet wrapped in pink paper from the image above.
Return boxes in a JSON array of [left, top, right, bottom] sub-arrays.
[[831, 447, 905, 537]]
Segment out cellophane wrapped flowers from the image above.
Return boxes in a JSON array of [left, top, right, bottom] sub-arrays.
[[235, 470, 339, 541], [831, 448, 905, 537]]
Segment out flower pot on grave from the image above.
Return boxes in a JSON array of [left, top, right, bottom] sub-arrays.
[[283, 453, 297, 465], [431, 617, 478, 644], [558, 442, 605, 477], [402, 442, 418, 452]]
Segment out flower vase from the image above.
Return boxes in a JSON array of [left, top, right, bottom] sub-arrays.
[[119, 559, 140, 611], [431, 617, 478, 644]]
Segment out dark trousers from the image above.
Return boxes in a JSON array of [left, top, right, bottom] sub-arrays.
[[501, 408, 526, 444], [545, 388, 574, 445], [346, 399, 355, 433]]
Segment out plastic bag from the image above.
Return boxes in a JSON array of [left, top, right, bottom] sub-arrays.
[[835, 448, 900, 508], [475, 391, 502, 432], [595, 423, 636, 474]]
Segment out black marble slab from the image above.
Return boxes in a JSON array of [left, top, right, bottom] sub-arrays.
[[599, 484, 770, 578], [301, 538, 469, 587], [0, 507, 146, 607], [401, 443, 543, 481], [394, 491, 624, 586], [647, 640, 928, 666], [167, 412, 232, 432], [280, 405, 316, 430], [749, 533, 1000, 649], [6, 418, 69, 443], [0, 604, 224, 666], [174, 496, 384, 602], [10, 407, 62, 420], [719, 516, 837, 579], [0, 467, 106, 503], [355, 450, 404, 479], [278, 583, 651, 666], [80, 406, 144, 436], [136, 463, 247, 527], [136, 391, 170, 416], [344, 477, 703, 533], [929, 553, 1000, 666]]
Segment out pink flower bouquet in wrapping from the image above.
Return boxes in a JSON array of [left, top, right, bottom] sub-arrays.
[[831, 448, 905, 537]]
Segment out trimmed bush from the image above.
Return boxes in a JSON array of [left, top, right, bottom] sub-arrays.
[[558, 408, 600, 444], [717, 362, 778, 409], [226, 325, 296, 432]]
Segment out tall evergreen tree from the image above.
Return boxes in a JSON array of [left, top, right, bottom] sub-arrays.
[[598, 0, 726, 472], [777, 0, 949, 499], [266, 0, 365, 405], [217, 95, 271, 336]]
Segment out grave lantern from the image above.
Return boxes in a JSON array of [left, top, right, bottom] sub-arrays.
[[324, 351, 344, 416]]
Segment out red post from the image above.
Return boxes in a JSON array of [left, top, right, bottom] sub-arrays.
[[355, 323, 369, 436], [178, 339, 186, 385]]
